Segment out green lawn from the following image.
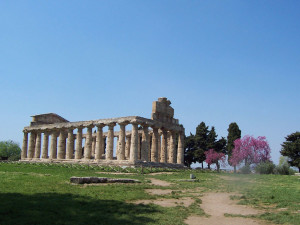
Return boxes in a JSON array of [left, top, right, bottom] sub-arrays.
[[0, 162, 299, 225]]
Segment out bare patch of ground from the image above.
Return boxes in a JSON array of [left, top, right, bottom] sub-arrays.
[[201, 192, 262, 216], [145, 189, 174, 195], [147, 172, 174, 176], [148, 178, 173, 187], [133, 197, 195, 207], [185, 216, 263, 225], [185, 192, 267, 225]]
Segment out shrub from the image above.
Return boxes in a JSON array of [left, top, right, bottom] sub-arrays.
[[275, 156, 296, 175], [0, 140, 21, 161], [239, 165, 251, 174], [275, 165, 295, 175], [255, 161, 275, 174]]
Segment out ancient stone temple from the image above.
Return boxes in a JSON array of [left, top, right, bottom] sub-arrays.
[[21, 97, 185, 167]]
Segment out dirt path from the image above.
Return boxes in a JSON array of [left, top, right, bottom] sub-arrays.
[[185, 192, 267, 225], [148, 178, 173, 187], [133, 197, 195, 207]]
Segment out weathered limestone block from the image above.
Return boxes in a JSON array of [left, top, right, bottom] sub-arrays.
[[70, 177, 140, 184], [70, 177, 108, 184]]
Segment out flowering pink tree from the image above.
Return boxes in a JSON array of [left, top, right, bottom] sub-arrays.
[[229, 135, 271, 168], [205, 149, 226, 172]]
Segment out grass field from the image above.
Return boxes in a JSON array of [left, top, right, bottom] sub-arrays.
[[0, 162, 299, 225]]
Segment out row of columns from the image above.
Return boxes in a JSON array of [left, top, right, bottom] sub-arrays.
[[21, 123, 184, 164]]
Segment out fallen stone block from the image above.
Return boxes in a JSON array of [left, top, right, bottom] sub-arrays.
[[70, 177, 140, 184]]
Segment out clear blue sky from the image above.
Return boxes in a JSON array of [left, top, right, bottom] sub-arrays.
[[1, 1, 299, 165]]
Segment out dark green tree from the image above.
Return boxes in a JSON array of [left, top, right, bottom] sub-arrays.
[[207, 126, 217, 149], [227, 122, 241, 172], [184, 134, 196, 167], [0, 140, 21, 161], [194, 122, 209, 168], [280, 132, 300, 172], [215, 137, 227, 154]]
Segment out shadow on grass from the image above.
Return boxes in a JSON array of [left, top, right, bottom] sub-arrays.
[[0, 193, 159, 225]]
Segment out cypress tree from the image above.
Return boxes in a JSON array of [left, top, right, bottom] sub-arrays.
[[227, 122, 241, 172]]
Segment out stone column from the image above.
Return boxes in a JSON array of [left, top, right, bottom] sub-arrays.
[[168, 131, 176, 163], [106, 123, 116, 160], [21, 131, 28, 159], [160, 130, 168, 163], [103, 136, 107, 154], [177, 131, 184, 165], [137, 134, 141, 159], [75, 127, 83, 159], [125, 135, 131, 159], [141, 125, 149, 161], [130, 123, 139, 162], [84, 126, 93, 159], [116, 137, 119, 158], [167, 132, 171, 162], [91, 136, 96, 158], [27, 132, 36, 159], [50, 131, 58, 159], [148, 134, 152, 161], [117, 123, 126, 160], [41, 131, 49, 159], [66, 128, 74, 159], [158, 134, 161, 162], [34, 132, 41, 159], [151, 128, 159, 162], [57, 129, 66, 159], [95, 124, 104, 160]]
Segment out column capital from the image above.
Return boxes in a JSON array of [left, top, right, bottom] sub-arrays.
[[141, 123, 149, 128], [118, 121, 129, 126], [67, 127, 74, 132], [96, 123, 105, 128], [107, 122, 116, 128], [86, 124, 94, 129]]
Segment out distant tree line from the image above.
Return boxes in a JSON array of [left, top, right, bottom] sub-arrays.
[[184, 122, 300, 173]]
